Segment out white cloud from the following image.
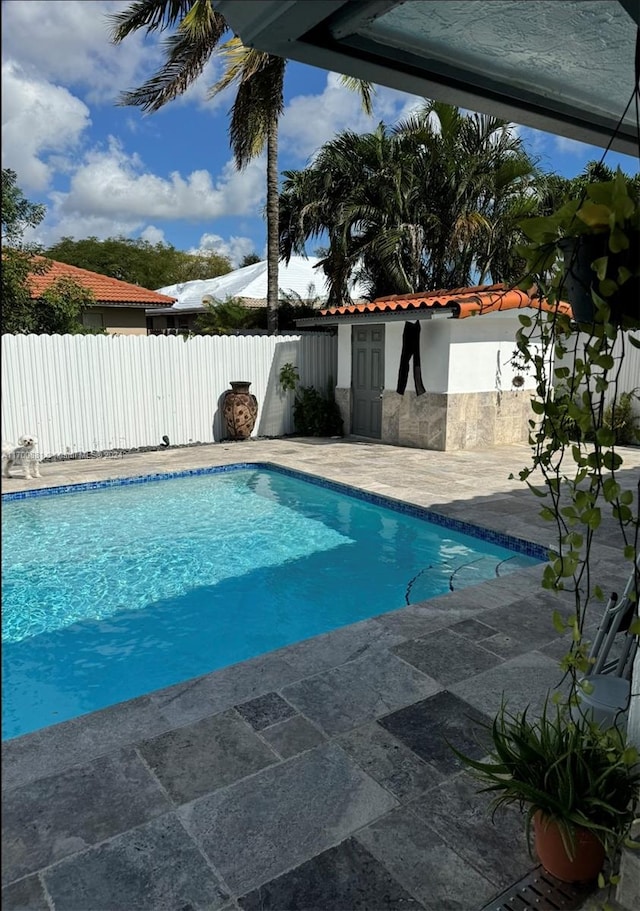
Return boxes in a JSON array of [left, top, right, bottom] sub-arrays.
[[20, 133, 267, 251], [49, 137, 265, 222], [177, 58, 230, 114], [553, 135, 594, 156], [28, 214, 141, 248], [192, 233, 256, 267], [1, 0, 145, 104], [1, 61, 91, 191], [2, 5, 434, 259], [280, 72, 421, 162], [1, 0, 225, 112], [374, 86, 424, 124], [139, 225, 166, 245]]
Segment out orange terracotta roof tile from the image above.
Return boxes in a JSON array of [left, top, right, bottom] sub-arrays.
[[320, 283, 573, 319], [27, 259, 177, 308]]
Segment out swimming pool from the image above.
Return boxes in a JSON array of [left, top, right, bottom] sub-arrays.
[[2, 463, 545, 739]]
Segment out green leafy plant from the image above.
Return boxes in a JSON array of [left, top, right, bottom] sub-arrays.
[[196, 297, 265, 335], [278, 364, 343, 436], [293, 384, 343, 437], [509, 165, 640, 686], [278, 362, 299, 393], [518, 168, 640, 330], [603, 390, 640, 446], [553, 386, 640, 447], [452, 701, 640, 864], [38, 277, 103, 334], [512, 304, 639, 614]]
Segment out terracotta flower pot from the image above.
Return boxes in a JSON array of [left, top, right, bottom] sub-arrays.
[[222, 381, 258, 440], [533, 811, 605, 883]]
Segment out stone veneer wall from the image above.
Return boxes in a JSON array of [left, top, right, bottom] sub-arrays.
[[334, 387, 351, 438], [336, 386, 533, 450], [381, 389, 534, 451]]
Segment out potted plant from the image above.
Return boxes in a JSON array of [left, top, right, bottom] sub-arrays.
[[518, 167, 640, 329], [453, 701, 640, 884]]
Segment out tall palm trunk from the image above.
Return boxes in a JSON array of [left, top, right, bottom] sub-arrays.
[[266, 115, 279, 333]]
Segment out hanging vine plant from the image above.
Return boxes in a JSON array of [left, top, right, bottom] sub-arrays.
[[519, 169, 640, 330], [456, 164, 640, 898], [506, 167, 640, 677], [516, 196, 636, 656], [450, 14, 640, 892]]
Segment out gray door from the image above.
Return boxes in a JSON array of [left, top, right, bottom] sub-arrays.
[[352, 324, 385, 438]]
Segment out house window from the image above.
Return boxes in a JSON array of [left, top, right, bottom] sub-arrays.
[[82, 311, 104, 329]]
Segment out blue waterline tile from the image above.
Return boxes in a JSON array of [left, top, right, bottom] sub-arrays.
[[2, 462, 548, 561]]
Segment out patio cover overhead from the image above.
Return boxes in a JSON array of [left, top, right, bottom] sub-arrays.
[[214, 0, 639, 156]]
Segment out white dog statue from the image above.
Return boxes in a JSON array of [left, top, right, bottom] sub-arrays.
[[2, 435, 41, 479]]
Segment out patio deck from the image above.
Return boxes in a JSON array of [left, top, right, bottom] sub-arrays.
[[3, 438, 639, 911]]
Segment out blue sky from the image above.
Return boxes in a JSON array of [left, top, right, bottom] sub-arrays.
[[2, 0, 639, 271]]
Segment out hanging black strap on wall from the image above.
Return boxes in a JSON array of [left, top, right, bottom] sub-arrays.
[[396, 320, 426, 396]]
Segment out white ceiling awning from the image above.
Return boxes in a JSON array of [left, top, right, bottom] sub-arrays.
[[214, 0, 639, 156]]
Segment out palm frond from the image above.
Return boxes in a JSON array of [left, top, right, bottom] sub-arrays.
[[225, 55, 285, 167], [204, 36, 285, 168], [109, 0, 193, 40], [210, 37, 277, 90], [115, 5, 227, 112], [180, 0, 223, 40], [338, 75, 375, 116]]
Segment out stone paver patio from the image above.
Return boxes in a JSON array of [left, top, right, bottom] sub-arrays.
[[3, 438, 639, 911]]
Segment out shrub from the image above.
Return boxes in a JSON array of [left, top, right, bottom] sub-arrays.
[[279, 363, 343, 437], [555, 386, 639, 446], [603, 390, 640, 445], [293, 385, 343, 437]]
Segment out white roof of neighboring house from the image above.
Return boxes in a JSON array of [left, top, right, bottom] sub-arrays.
[[151, 256, 367, 313]]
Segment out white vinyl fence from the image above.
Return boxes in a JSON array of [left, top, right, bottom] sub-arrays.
[[553, 330, 640, 413], [1, 333, 337, 459]]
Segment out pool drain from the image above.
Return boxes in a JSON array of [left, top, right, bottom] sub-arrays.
[[481, 865, 594, 910]]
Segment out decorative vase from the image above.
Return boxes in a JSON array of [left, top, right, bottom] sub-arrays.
[[222, 381, 258, 440], [558, 234, 640, 329], [533, 812, 605, 883]]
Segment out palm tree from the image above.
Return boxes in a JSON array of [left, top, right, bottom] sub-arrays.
[[280, 102, 541, 301], [110, 1, 373, 333], [280, 118, 434, 300], [208, 37, 284, 332], [395, 101, 539, 288], [110, 1, 283, 331]]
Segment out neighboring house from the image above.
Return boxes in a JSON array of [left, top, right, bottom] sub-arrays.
[[28, 259, 176, 335], [149, 256, 367, 334], [297, 283, 572, 451]]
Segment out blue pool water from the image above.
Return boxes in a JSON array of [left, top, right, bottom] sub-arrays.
[[2, 465, 543, 739]]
